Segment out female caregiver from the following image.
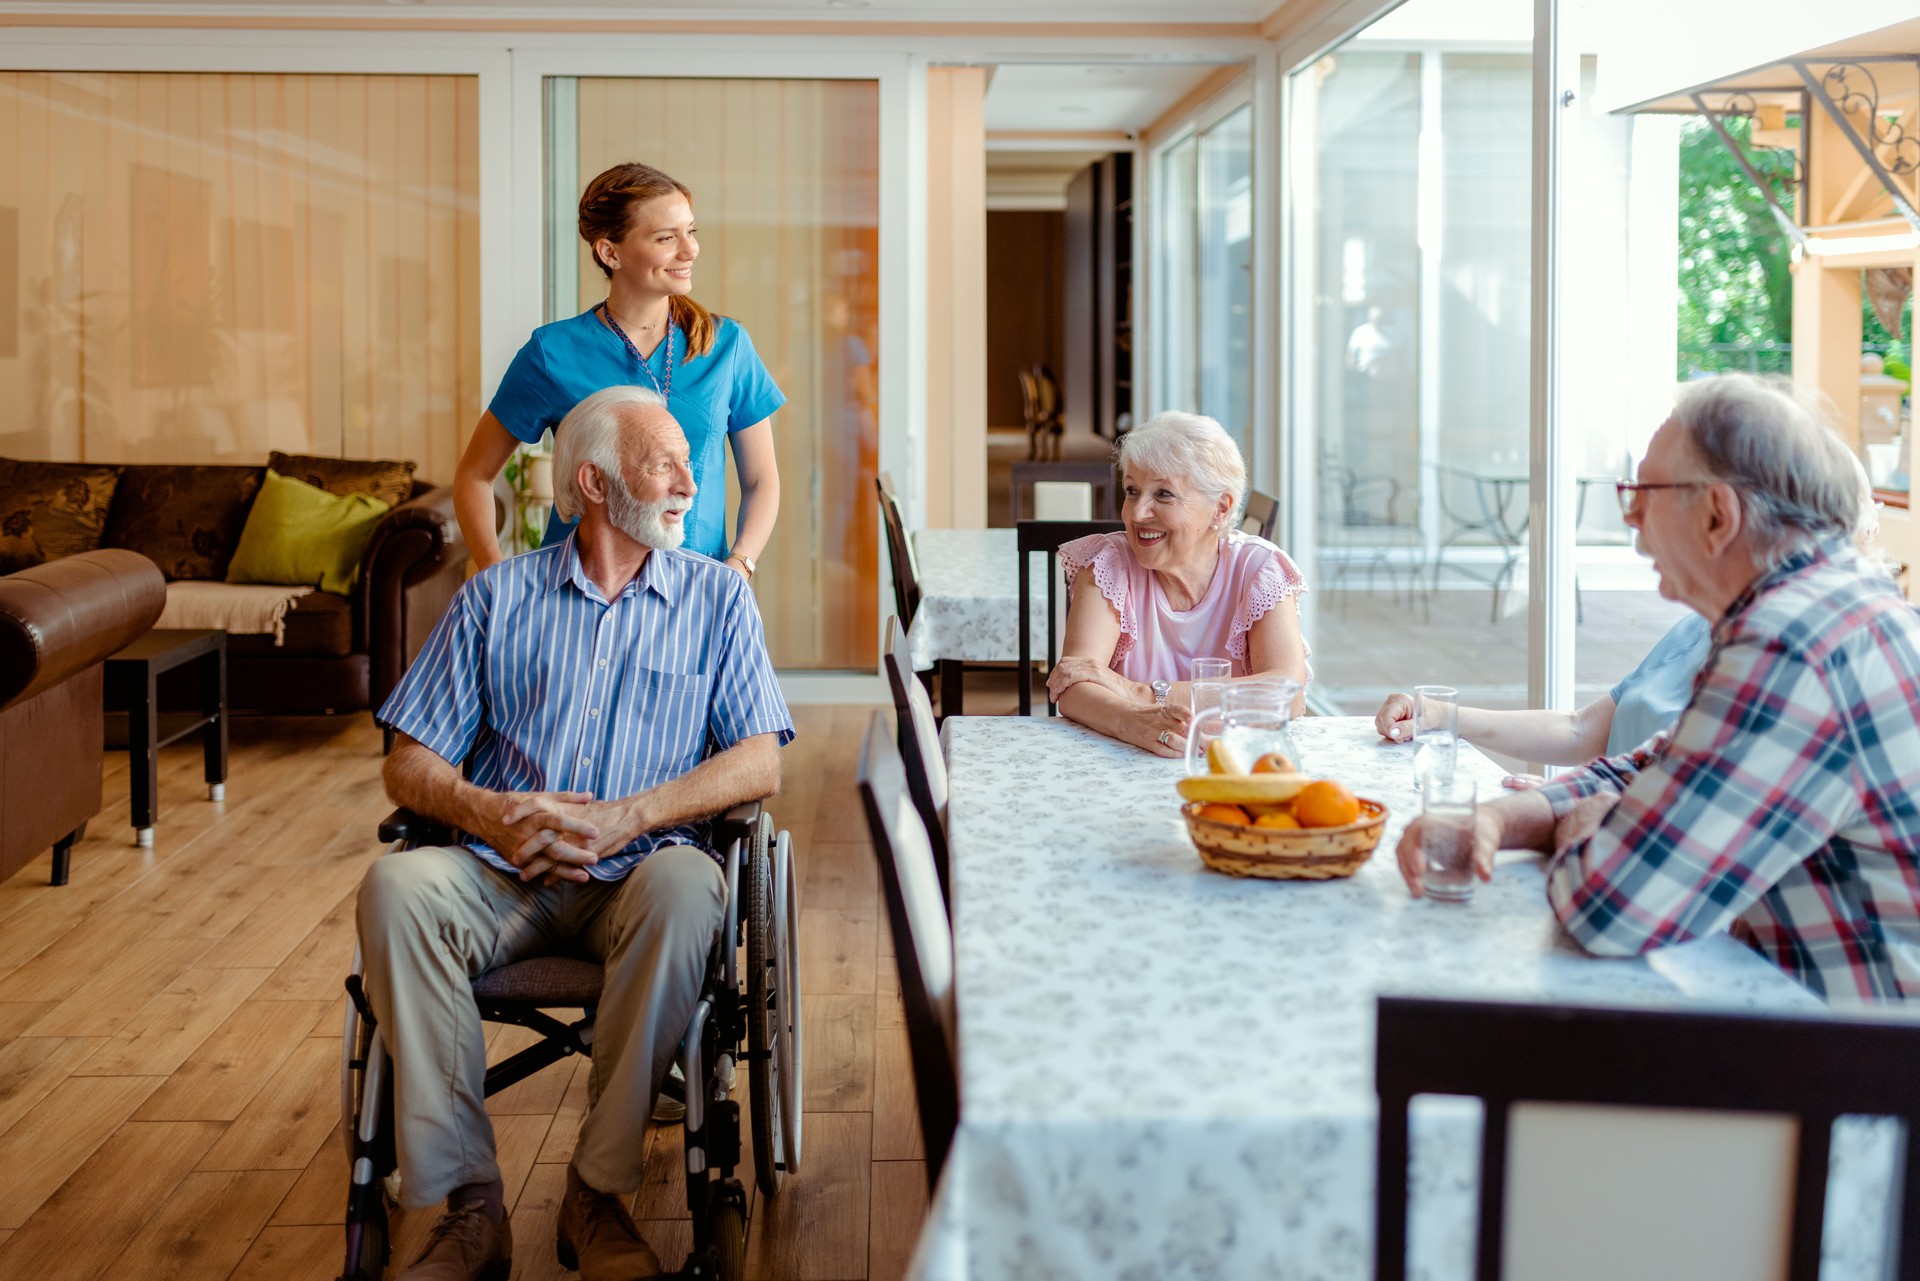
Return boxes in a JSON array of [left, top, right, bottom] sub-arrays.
[[453, 161, 785, 577]]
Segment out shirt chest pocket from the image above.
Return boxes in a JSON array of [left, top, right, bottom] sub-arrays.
[[617, 666, 713, 768]]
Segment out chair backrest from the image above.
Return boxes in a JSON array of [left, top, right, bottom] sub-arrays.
[[1017, 367, 1040, 431], [882, 615, 951, 906], [1032, 363, 1062, 423], [856, 711, 959, 1193], [1374, 996, 1920, 1281], [876, 472, 921, 626], [1014, 518, 1124, 717], [1241, 488, 1279, 541], [1010, 461, 1117, 523]]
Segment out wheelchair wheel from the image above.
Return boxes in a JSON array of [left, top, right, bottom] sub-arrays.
[[711, 1191, 746, 1281], [746, 813, 782, 1196], [773, 829, 803, 1176], [345, 1201, 390, 1281]]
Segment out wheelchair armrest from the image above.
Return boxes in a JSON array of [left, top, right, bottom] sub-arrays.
[[379, 806, 456, 847], [711, 801, 763, 849]]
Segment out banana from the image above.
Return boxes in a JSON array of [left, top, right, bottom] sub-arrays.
[[1177, 773, 1314, 805]]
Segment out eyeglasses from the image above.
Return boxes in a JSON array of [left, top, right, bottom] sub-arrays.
[[1615, 480, 1710, 517]]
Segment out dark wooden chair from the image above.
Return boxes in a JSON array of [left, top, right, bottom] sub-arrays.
[[1374, 996, 1920, 1281], [1015, 518, 1124, 717], [882, 614, 950, 907], [856, 711, 960, 1194], [1031, 363, 1065, 460], [1241, 488, 1279, 541], [876, 472, 922, 628], [1010, 461, 1118, 523]]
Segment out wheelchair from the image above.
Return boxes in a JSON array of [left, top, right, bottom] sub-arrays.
[[335, 801, 803, 1281]]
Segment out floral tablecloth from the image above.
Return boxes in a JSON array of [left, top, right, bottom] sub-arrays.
[[910, 715, 1896, 1281], [905, 528, 1053, 671]]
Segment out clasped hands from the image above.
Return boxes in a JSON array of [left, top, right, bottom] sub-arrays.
[[473, 788, 656, 885], [1045, 658, 1190, 757]]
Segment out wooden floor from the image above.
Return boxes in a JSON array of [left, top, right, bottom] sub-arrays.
[[0, 705, 924, 1281]]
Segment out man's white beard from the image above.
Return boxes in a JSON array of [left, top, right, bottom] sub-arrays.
[[607, 475, 690, 551]]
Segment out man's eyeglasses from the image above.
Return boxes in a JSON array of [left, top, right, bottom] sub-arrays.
[[1615, 480, 1709, 517]]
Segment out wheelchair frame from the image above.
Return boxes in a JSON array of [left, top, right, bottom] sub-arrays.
[[335, 803, 802, 1281]]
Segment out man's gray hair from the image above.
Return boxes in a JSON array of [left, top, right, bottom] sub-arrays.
[[551, 385, 669, 521], [1669, 374, 1861, 572], [1116, 411, 1248, 525]]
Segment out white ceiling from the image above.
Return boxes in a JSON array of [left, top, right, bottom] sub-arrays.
[[28, 0, 1279, 18], [983, 61, 1232, 133]]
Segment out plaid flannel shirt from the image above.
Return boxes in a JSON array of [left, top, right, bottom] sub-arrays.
[[1534, 539, 1920, 1004]]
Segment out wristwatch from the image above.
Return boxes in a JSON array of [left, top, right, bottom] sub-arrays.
[[1151, 680, 1172, 706], [729, 553, 756, 581]]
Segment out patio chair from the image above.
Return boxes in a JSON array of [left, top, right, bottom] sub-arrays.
[[1318, 466, 1428, 621], [882, 614, 951, 908], [1374, 996, 1920, 1281], [856, 711, 960, 1194], [1015, 518, 1123, 717]]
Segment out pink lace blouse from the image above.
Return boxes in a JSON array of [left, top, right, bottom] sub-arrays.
[[1057, 529, 1308, 684]]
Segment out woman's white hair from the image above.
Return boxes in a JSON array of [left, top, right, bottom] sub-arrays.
[[1116, 411, 1247, 524], [551, 385, 668, 521]]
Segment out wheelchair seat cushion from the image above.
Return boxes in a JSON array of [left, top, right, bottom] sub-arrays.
[[470, 956, 605, 1008]]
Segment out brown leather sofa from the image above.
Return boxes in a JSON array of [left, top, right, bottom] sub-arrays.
[[1, 458, 470, 720], [0, 549, 165, 885]]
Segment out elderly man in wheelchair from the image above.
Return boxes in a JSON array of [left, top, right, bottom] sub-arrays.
[[353, 385, 794, 1281]]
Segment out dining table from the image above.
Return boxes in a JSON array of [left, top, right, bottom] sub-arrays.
[[904, 527, 1053, 714], [908, 715, 1897, 1281]]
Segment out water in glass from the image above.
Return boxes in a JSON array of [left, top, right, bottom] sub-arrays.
[[1410, 684, 1458, 791], [1421, 774, 1477, 903]]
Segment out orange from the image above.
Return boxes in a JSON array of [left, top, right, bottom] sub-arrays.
[[1194, 802, 1252, 827], [1252, 811, 1302, 829], [1293, 780, 1362, 828], [1251, 751, 1297, 774]]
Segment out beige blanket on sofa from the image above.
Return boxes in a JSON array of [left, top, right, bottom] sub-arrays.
[[157, 581, 313, 645]]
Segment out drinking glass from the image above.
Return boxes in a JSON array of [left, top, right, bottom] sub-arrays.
[[1218, 679, 1303, 773], [1189, 658, 1232, 714], [1419, 773, 1478, 903], [1410, 684, 1458, 791]]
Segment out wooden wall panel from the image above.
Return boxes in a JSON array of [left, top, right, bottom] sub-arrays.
[[0, 71, 480, 479]]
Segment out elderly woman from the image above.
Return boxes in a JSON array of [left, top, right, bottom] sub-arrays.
[[1046, 412, 1309, 757]]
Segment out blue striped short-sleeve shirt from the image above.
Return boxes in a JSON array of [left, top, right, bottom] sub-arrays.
[[375, 533, 795, 880]]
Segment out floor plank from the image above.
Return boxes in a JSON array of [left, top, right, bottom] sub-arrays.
[[105, 1168, 299, 1281], [225, 1223, 344, 1281], [869, 1160, 931, 1281], [871, 992, 925, 1162], [73, 965, 274, 1078], [135, 997, 328, 1122], [0, 1119, 223, 1279], [197, 1036, 343, 1171], [0, 1035, 108, 1138], [745, 1111, 872, 1280], [20, 934, 214, 1039], [803, 993, 877, 1114], [0, 1075, 167, 1230]]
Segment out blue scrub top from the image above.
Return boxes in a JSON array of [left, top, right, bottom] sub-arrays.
[[488, 309, 786, 560], [1606, 612, 1714, 755]]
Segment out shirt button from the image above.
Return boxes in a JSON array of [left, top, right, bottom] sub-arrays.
[[579, 756, 591, 767], [589, 708, 600, 718], [598, 659, 608, 669]]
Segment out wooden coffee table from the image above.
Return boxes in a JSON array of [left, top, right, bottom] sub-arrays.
[[104, 628, 229, 850]]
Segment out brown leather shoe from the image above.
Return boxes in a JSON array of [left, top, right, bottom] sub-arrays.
[[396, 1201, 512, 1281], [556, 1166, 664, 1280]]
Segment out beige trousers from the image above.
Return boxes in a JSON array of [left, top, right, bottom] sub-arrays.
[[355, 842, 725, 1209]]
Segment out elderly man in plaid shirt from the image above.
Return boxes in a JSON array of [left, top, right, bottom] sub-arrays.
[[1398, 374, 1920, 1004]]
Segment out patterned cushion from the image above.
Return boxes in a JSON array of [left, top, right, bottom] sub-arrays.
[[103, 465, 263, 581], [0, 458, 122, 574], [268, 451, 415, 509]]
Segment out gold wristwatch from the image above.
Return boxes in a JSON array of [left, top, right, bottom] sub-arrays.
[[731, 553, 756, 581]]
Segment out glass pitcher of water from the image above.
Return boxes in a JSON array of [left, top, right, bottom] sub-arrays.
[[1216, 679, 1304, 773]]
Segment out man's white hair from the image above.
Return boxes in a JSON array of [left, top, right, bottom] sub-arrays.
[[551, 385, 670, 521], [1116, 411, 1248, 525], [1668, 374, 1861, 572]]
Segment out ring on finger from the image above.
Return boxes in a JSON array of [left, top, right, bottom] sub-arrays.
[[1157, 730, 1175, 747]]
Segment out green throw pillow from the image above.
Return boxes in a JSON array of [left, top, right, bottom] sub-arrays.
[[227, 469, 390, 595]]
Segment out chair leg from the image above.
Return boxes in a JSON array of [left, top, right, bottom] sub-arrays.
[[51, 825, 81, 886], [938, 660, 964, 719]]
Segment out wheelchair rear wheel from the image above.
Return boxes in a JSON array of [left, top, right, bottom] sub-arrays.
[[746, 813, 783, 1196]]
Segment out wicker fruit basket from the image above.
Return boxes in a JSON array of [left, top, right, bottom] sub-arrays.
[[1181, 799, 1389, 880]]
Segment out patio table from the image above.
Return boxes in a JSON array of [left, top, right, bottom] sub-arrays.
[[910, 715, 1895, 1281]]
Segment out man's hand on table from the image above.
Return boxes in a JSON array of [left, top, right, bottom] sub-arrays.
[[1394, 788, 1563, 898], [1551, 790, 1618, 859]]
